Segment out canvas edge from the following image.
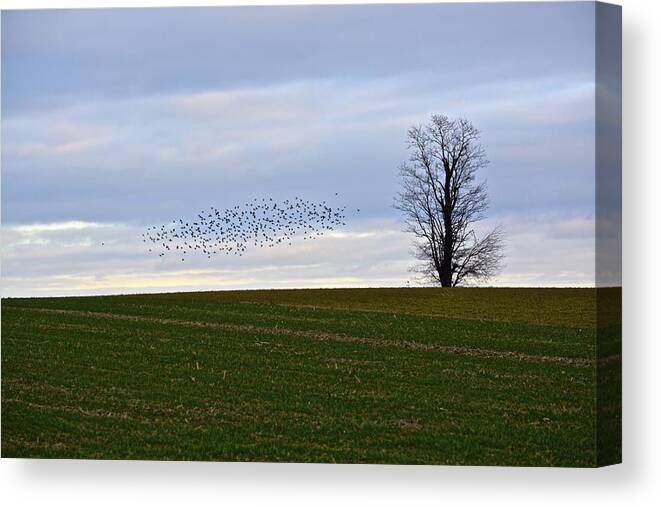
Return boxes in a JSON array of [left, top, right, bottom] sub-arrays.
[[595, 0, 622, 467]]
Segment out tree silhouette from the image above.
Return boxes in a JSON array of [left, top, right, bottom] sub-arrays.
[[395, 115, 504, 287]]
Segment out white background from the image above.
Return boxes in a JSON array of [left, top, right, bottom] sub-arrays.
[[1, 0, 658, 506]]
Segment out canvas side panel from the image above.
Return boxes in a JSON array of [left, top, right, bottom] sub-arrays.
[[595, 1, 622, 467]]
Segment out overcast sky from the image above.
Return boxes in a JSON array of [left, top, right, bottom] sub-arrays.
[[1, 2, 601, 297]]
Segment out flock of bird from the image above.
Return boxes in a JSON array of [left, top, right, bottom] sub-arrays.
[[141, 196, 355, 262]]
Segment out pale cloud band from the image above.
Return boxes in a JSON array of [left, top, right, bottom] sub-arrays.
[[1, 214, 595, 297]]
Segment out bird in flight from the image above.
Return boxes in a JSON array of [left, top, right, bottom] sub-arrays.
[[142, 195, 351, 262]]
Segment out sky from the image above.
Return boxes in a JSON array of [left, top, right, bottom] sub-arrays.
[[1, 2, 605, 297]]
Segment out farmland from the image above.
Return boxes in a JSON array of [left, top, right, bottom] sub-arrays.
[[1, 287, 620, 466]]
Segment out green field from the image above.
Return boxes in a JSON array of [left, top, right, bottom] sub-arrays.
[[1, 287, 620, 466]]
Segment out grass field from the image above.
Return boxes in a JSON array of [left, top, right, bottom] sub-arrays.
[[1, 287, 620, 466]]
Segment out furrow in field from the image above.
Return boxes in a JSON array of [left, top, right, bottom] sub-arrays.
[[5, 305, 603, 367]]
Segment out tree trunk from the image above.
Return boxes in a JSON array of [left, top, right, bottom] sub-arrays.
[[439, 164, 454, 287], [439, 213, 453, 287]]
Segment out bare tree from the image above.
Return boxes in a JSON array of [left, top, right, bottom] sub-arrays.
[[395, 115, 504, 287]]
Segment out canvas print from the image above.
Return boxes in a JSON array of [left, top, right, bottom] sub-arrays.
[[1, 2, 621, 466]]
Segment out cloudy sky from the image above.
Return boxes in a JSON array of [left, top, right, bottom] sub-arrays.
[[2, 2, 601, 297]]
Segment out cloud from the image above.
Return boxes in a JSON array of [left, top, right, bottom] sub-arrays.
[[0, 3, 604, 293], [2, 72, 595, 224], [1, 212, 596, 297], [492, 214, 595, 287], [1, 217, 408, 296], [10, 221, 114, 234], [1, 3, 594, 113], [1, 71, 599, 293]]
